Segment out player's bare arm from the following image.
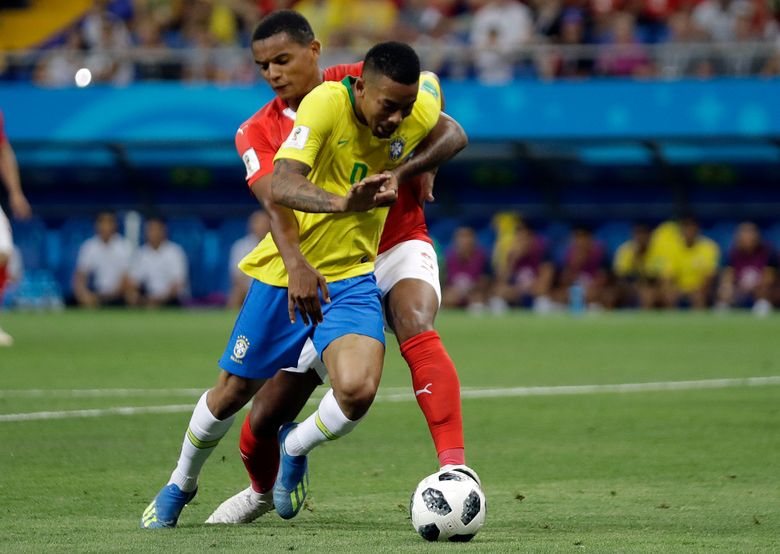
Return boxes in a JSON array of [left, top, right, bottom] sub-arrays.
[[272, 158, 396, 213], [251, 174, 330, 326], [0, 138, 31, 219]]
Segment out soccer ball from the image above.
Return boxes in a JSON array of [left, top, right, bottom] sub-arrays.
[[409, 468, 486, 542]]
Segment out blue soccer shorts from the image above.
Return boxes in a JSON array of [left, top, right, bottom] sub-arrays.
[[218, 273, 385, 379]]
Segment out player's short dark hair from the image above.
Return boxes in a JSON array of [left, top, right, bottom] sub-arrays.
[[252, 10, 314, 45], [362, 42, 420, 85]]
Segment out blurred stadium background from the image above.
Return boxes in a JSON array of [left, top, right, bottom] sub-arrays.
[[2, 2, 780, 551], [1, 0, 780, 312]]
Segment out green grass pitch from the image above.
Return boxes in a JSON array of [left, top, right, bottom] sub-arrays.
[[1, 310, 779, 552]]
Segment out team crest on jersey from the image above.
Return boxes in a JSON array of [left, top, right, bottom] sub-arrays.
[[231, 335, 250, 363], [389, 137, 406, 161]]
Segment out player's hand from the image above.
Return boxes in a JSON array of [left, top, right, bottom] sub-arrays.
[[287, 258, 330, 326], [343, 173, 396, 212], [418, 171, 436, 205], [9, 191, 32, 220]]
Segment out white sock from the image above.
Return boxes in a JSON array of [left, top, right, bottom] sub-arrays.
[[167, 391, 235, 492], [284, 389, 360, 456]]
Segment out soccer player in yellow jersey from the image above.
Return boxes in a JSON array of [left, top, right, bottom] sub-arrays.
[[141, 41, 444, 528], [237, 42, 442, 519]]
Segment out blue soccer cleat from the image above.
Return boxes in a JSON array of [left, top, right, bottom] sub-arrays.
[[140, 483, 198, 529], [273, 422, 309, 519]]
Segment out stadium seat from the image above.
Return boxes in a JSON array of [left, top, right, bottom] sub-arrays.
[[765, 223, 780, 251], [595, 221, 632, 258], [703, 221, 738, 259], [10, 217, 47, 270], [56, 218, 96, 296], [216, 218, 250, 294], [166, 217, 207, 298]]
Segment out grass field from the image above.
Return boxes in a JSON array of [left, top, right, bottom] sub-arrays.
[[1, 309, 779, 552]]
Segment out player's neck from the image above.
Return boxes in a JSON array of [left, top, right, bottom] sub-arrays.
[[349, 80, 368, 127], [286, 69, 326, 112]]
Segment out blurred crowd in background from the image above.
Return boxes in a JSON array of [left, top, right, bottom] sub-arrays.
[[3, 0, 780, 85], [4, 209, 778, 317]]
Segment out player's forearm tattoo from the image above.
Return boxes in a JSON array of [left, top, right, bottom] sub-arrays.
[[272, 159, 340, 213], [397, 114, 467, 181]]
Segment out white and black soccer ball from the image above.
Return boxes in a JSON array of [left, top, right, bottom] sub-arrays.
[[410, 468, 486, 542]]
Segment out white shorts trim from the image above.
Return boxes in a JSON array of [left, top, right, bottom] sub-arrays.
[[280, 337, 328, 382], [0, 208, 12, 256], [374, 239, 441, 305]]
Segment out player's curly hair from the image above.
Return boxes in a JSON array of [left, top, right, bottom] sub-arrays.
[[363, 42, 420, 86], [252, 10, 314, 45]]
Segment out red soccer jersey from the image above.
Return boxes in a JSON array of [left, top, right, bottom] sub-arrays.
[[234, 62, 432, 255]]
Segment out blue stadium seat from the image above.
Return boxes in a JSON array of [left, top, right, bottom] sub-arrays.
[[704, 221, 738, 259], [595, 221, 632, 259], [216, 218, 250, 294], [166, 217, 207, 298], [10, 217, 47, 270], [541, 221, 572, 265], [765, 223, 780, 251], [57, 218, 96, 296], [427, 217, 461, 251]]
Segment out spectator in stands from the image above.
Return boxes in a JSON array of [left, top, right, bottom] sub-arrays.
[[470, 0, 534, 83], [491, 221, 555, 313], [613, 222, 658, 308], [716, 221, 775, 316], [551, 225, 610, 309], [443, 226, 491, 313], [227, 210, 270, 309], [126, 217, 189, 308], [73, 211, 132, 308], [658, 215, 720, 309], [597, 11, 653, 77]]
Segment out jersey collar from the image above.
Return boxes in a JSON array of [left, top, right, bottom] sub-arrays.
[[341, 76, 358, 116]]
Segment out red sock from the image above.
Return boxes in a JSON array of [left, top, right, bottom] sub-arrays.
[[0, 264, 7, 299], [400, 330, 465, 466], [238, 415, 279, 493]]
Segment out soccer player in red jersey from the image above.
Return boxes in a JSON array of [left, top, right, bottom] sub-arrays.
[[0, 110, 33, 346], [204, 11, 477, 524]]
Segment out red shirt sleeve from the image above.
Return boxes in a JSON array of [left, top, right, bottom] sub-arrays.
[[322, 62, 364, 82], [0, 111, 6, 145], [235, 112, 279, 188]]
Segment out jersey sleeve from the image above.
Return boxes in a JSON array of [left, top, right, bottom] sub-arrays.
[[323, 62, 363, 82], [235, 119, 278, 187], [413, 72, 443, 134], [274, 84, 340, 169]]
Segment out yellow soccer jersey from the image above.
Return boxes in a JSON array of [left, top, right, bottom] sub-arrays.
[[240, 73, 442, 286], [613, 240, 659, 279], [672, 237, 720, 293]]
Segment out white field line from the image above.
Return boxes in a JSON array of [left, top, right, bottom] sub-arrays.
[[1, 376, 779, 423]]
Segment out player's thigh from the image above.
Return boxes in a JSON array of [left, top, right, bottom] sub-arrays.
[[219, 279, 312, 380], [0, 208, 12, 259], [313, 274, 386, 393], [322, 333, 385, 399], [385, 279, 439, 343]]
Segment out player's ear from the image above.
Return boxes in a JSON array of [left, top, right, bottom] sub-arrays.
[[310, 40, 321, 59], [354, 77, 365, 98]]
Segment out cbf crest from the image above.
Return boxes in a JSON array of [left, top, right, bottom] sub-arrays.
[[389, 137, 406, 161], [231, 335, 250, 363]]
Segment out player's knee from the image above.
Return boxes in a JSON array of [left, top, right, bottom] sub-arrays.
[[248, 400, 283, 437], [391, 305, 435, 344], [335, 376, 379, 420]]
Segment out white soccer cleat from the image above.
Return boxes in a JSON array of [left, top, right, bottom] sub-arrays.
[[205, 486, 274, 524], [0, 326, 13, 347], [440, 464, 482, 488]]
